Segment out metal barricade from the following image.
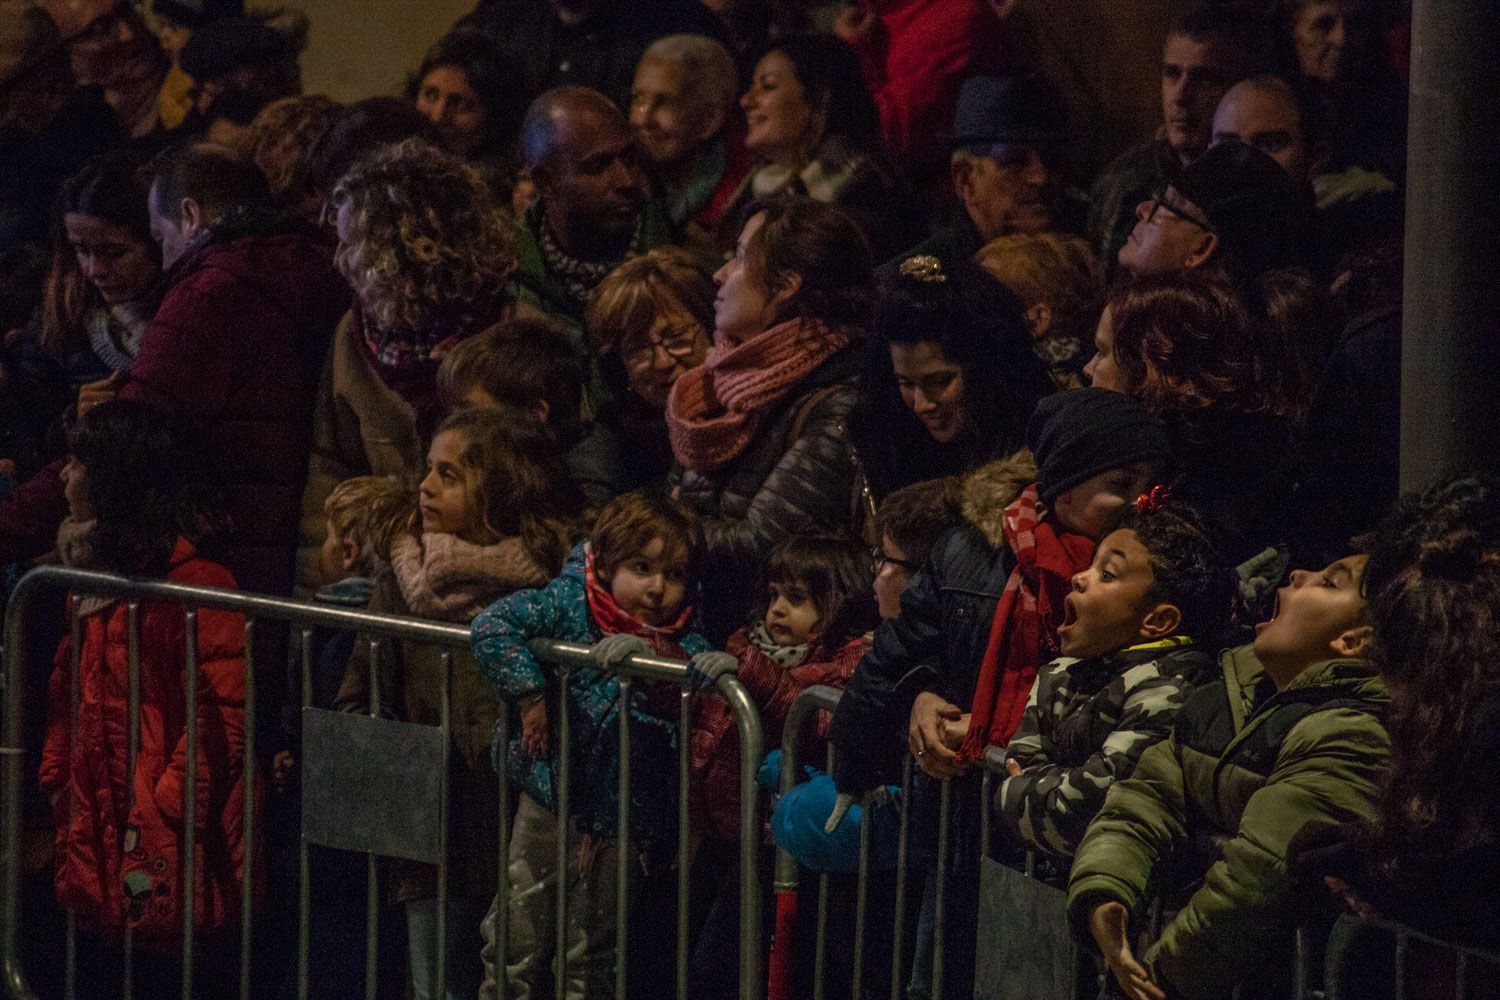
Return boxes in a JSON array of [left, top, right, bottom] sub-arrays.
[[0, 565, 764, 1000], [1315, 913, 1500, 1000]]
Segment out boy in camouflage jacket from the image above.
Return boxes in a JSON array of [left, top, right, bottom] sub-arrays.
[[1067, 549, 1389, 1000], [997, 499, 1230, 860]]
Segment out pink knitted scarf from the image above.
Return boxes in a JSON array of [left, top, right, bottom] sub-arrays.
[[665, 317, 858, 473]]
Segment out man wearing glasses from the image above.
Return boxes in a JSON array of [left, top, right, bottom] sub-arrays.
[[1116, 136, 1310, 281]]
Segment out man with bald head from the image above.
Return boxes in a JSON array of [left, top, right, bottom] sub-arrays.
[[1212, 76, 1309, 182], [511, 85, 676, 337]]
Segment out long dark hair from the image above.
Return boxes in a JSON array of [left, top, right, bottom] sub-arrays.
[[758, 534, 878, 653], [850, 260, 1052, 500], [405, 29, 528, 162], [759, 34, 882, 154], [41, 152, 157, 360], [68, 400, 227, 577], [1364, 476, 1500, 882]]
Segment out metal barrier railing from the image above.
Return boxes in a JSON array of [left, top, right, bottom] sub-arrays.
[[776, 685, 1489, 1000], [0, 564, 764, 1000]]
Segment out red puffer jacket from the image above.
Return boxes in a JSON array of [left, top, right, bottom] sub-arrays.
[[689, 630, 868, 844], [38, 539, 262, 950]]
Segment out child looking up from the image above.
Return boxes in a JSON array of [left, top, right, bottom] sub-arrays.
[[829, 387, 1171, 1000], [40, 400, 256, 991], [336, 408, 586, 1000], [998, 498, 1231, 860], [1068, 549, 1389, 1000], [472, 490, 713, 1000]]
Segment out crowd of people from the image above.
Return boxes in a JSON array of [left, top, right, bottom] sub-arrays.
[[5, 1, 1495, 999]]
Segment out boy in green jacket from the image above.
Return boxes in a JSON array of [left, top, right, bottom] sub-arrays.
[[1066, 552, 1391, 1000]]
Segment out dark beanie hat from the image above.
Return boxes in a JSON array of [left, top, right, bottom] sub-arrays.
[[1026, 388, 1170, 502]]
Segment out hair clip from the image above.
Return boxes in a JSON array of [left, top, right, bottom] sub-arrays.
[[899, 255, 946, 283], [1135, 484, 1172, 514]]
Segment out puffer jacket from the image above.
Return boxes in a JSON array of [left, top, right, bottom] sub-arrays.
[[120, 210, 349, 601], [828, 451, 1035, 799], [690, 629, 867, 844], [998, 637, 1213, 859], [1066, 646, 1390, 1000], [677, 344, 868, 641], [38, 539, 261, 949], [471, 543, 711, 841]]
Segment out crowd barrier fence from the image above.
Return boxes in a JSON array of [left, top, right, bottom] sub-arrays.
[[0, 564, 764, 1000], [774, 685, 1500, 1000]]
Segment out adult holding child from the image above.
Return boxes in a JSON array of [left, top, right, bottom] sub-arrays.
[[297, 137, 519, 593], [667, 196, 873, 640]]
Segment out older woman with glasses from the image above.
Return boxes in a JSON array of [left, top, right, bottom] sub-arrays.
[[586, 246, 714, 485]]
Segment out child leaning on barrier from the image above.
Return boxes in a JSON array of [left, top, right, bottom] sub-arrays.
[[1067, 545, 1390, 1000], [684, 534, 877, 998], [996, 495, 1230, 861], [472, 489, 715, 1000], [38, 400, 258, 986], [334, 408, 586, 1000]]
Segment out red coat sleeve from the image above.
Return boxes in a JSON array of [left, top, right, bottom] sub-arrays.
[[151, 565, 248, 828], [0, 457, 67, 565], [38, 635, 73, 802]]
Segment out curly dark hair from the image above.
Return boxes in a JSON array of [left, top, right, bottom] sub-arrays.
[[742, 196, 875, 332], [851, 259, 1053, 499], [1363, 475, 1500, 882], [1109, 499, 1235, 647], [68, 399, 227, 577], [758, 533, 878, 653]]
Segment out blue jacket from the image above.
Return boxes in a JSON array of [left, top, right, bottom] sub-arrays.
[[472, 543, 710, 839]]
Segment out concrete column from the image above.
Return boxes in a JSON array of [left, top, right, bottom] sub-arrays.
[[1400, 1, 1500, 490]]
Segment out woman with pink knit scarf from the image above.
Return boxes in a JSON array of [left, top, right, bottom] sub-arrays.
[[666, 197, 874, 641]]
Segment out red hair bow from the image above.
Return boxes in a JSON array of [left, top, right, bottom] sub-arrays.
[[1135, 484, 1172, 513]]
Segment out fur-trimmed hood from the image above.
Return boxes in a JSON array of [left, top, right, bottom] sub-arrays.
[[960, 449, 1037, 548]]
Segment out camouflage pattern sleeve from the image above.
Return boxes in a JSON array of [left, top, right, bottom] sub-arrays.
[[997, 664, 1193, 858]]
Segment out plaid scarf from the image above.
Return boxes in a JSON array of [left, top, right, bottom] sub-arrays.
[[538, 215, 644, 307], [955, 485, 1095, 764]]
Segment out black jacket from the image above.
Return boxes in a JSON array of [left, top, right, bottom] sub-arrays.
[[829, 452, 1035, 801], [677, 345, 867, 641]]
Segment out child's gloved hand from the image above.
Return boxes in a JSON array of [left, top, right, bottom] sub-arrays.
[[589, 633, 651, 669], [687, 651, 738, 690]]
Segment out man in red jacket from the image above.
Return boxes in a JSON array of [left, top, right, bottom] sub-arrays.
[[122, 141, 350, 601]]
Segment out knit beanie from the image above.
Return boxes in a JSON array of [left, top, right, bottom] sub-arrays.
[[1026, 388, 1170, 502]]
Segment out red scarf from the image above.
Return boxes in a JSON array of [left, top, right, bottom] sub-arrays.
[[955, 485, 1095, 764], [665, 317, 858, 473], [583, 547, 693, 658]]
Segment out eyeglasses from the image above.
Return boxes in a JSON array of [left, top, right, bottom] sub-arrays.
[[1145, 195, 1216, 234], [621, 327, 702, 370], [871, 547, 922, 573]]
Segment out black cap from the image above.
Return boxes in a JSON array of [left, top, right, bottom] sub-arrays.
[[1026, 388, 1170, 503], [949, 73, 1066, 150], [1159, 136, 1312, 275], [180, 17, 286, 80]]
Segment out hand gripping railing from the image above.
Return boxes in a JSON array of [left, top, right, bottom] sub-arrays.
[[0, 565, 764, 1000]]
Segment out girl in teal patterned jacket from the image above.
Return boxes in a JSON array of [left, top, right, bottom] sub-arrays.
[[471, 490, 714, 1000]]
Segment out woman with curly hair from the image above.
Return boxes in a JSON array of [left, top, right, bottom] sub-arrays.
[[297, 138, 523, 593], [1084, 267, 1304, 566]]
